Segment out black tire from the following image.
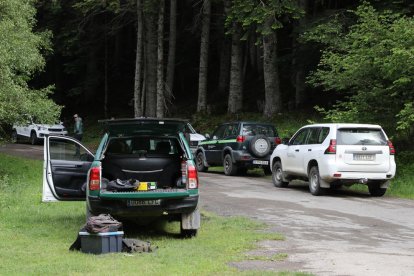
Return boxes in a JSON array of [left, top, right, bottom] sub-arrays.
[[249, 134, 271, 158], [272, 161, 289, 188], [195, 151, 208, 172], [223, 154, 238, 176], [30, 131, 39, 145], [11, 130, 18, 143], [308, 166, 325, 196], [180, 228, 198, 238], [368, 182, 387, 197], [237, 167, 248, 175]]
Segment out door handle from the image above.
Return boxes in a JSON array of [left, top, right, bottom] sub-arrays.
[[295, 149, 299, 152], [308, 149, 312, 151]]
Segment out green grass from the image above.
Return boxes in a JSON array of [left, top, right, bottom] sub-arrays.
[[0, 153, 308, 276]]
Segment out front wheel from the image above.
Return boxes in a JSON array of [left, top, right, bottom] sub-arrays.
[[195, 152, 208, 172], [223, 154, 238, 176], [308, 166, 325, 196], [30, 132, 39, 145], [272, 161, 289, 188]]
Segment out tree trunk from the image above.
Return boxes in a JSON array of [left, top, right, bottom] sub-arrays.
[[293, 0, 308, 109], [156, 0, 165, 118], [165, 0, 177, 111], [144, 2, 158, 117], [263, 18, 282, 117], [227, 22, 243, 114], [217, 2, 230, 96], [134, 0, 144, 117], [197, 0, 211, 112]]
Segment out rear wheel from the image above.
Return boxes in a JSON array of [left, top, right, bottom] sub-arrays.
[[195, 152, 208, 172], [223, 154, 238, 176], [30, 131, 39, 145], [368, 182, 387, 197], [308, 166, 325, 196], [272, 161, 289, 188], [11, 130, 18, 143]]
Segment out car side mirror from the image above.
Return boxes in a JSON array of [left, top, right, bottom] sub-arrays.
[[282, 138, 290, 145], [213, 135, 218, 140], [205, 133, 210, 139]]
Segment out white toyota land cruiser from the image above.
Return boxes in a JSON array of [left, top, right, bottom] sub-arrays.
[[270, 123, 396, 196]]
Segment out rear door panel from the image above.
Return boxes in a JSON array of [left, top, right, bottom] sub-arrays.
[[336, 128, 390, 172]]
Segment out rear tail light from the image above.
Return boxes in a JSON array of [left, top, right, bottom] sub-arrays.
[[325, 139, 336, 154], [275, 137, 282, 145], [236, 135, 245, 143], [181, 161, 187, 184], [89, 167, 101, 191], [182, 160, 198, 189], [187, 164, 198, 189], [388, 140, 395, 155]]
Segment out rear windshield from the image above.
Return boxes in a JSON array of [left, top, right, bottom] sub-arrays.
[[242, 124, 277, 137], [337, 128, 387, 145], [105, 136, 182, 155]]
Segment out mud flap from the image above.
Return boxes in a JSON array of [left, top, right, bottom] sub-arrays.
[[181, 207, 200, 230], [380, 180, 390, 189], [319, 178, 330, 188]]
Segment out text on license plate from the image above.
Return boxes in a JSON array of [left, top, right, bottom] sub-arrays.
[[127, 199, 161, 206], [353, 154, 375, 161], [253, 160, 269, 165]]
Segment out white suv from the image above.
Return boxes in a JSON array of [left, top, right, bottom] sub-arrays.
[[270, 124, 396, 196], [12, 120, 68, 145]]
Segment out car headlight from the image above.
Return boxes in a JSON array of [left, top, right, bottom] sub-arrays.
[[38, 126, 47, 131]]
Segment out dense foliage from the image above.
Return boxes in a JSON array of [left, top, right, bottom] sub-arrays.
[[0, 0, 61, 125], [305, 2, 414, 135]]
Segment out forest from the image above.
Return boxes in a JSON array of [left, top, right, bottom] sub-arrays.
[[0, 0, 413, 141]]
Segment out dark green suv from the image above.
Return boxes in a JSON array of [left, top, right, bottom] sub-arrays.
[[195, 121, 280, 175], [42, 118, 200, 237]]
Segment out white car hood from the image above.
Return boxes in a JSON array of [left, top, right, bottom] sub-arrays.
[[190, 133, 206, 142]]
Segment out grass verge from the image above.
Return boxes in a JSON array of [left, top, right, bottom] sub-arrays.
[[0, 153, 307, 275]]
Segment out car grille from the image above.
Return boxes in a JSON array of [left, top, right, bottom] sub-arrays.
[[48, 128, 63, 132]]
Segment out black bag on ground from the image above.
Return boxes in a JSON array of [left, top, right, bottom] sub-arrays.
[[122, 238, 158, 253]]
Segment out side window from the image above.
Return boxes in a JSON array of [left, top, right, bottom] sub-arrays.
[[318, 127, 330, 144], [223, 124, 238, 138], [212, 125, 226, 140], [291, 128, 309, 145], [50, 139, 93, 161], [307, 128, 320, 145]]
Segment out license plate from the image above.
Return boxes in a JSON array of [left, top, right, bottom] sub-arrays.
[[253, 160, 269, 165], [353, 154, 375, 161], [127, 199, 161, 206]]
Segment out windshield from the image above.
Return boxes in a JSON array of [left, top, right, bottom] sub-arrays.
[[242, 124, 276, 137]]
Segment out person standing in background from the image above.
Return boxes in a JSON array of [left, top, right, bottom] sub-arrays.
[[73, 114, 83, 141]]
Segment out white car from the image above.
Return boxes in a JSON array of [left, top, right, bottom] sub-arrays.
[[270, 123, 396, 196], [12, 120, 68, 145], [185, 123, 206, 153]]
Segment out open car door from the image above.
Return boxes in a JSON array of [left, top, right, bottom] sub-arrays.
[[42, 136, 94, 202]]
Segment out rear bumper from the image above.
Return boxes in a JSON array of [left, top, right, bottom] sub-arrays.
[[232, 151, 270, 167], [88, 194, 199, 218]]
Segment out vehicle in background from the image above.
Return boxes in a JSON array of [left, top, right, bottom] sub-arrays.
[[270, 123, 396, 196], [42, 118, 200, 237], [185, 123, 206, 153], [195, 121, 280, 175], [12, 117, 67, 145]]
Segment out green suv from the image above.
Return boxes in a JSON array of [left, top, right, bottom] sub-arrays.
[[195, 121, 280, 175], [42, 118, 200, 237]]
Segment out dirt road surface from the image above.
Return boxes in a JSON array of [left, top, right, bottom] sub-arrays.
[[2, 143, 414, 275]]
